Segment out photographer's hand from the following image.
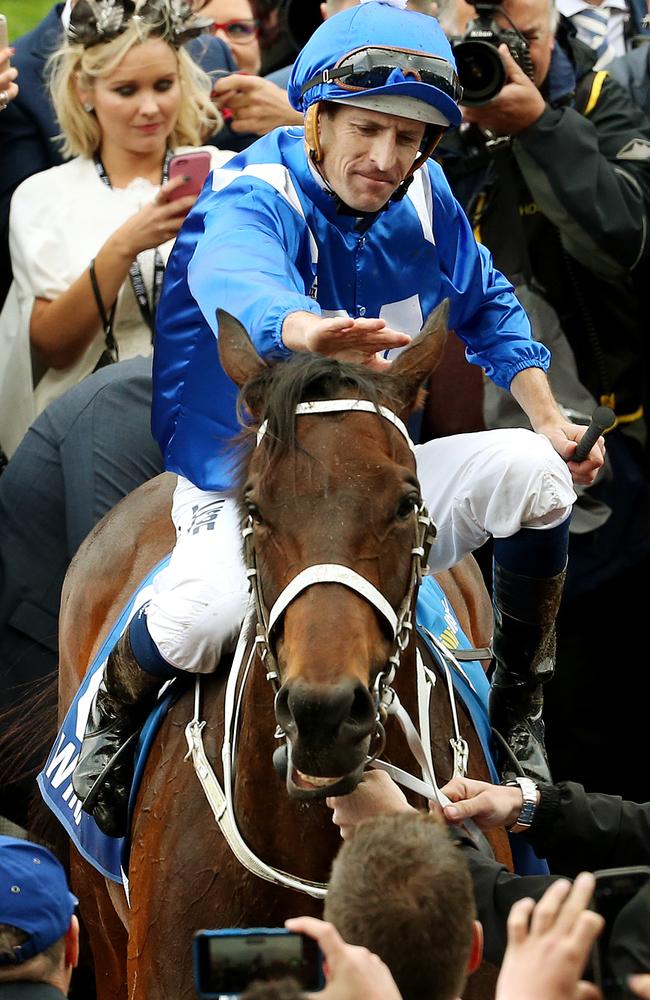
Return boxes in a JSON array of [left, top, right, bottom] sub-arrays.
[[462, 44, 546, 136], [285, 917, 403, 1000]]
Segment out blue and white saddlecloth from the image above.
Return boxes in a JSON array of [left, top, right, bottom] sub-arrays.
[[38, 565, 546, 887], [37, 557, 174, 886]]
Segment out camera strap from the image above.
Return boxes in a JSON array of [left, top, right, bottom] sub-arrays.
[[469, 149, 533, 286], [93, 151, 171, 344]]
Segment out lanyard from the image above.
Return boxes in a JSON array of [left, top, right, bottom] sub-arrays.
[[93, 150, 171, 344]]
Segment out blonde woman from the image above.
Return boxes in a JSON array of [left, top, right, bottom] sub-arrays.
[[0, 0, 231, 455]]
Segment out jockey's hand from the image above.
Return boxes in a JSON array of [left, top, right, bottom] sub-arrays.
[[462, 45, 546, 137], [326, 770, 416, 841], [440, 776, 532, 830], [285, 917, 403, 1000], [282, 311, 411, 371], [537, 420, 605, 487], [495, 874, 604, 1000]]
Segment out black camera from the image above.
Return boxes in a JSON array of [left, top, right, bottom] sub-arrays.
[[451, 3, 534, 105]]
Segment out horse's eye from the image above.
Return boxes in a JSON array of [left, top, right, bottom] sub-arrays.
[[395, 495, 419, 521], [246, 503, 266, 527]]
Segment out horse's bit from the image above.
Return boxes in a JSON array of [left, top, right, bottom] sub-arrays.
[[185, 398, 486, 898]]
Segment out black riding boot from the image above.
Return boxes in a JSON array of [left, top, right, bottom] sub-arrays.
[[72, 630, 161, 838], [488, 563, 565, 784]]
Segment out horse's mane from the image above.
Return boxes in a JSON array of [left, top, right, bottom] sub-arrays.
[[232, 354, 405, 489]]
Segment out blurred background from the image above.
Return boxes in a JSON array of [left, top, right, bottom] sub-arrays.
[[4, 2, 56, 37]]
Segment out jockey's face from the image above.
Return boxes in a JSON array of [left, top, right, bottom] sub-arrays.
[[317, 104, 426, 212]]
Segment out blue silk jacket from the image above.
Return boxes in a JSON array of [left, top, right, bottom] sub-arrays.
[[153, 126, 548, 492]]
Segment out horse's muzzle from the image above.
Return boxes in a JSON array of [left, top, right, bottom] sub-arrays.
[[274, 678, 376, 800]]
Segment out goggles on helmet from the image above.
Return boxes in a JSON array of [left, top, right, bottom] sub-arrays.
[[300, 46, 463, 105]]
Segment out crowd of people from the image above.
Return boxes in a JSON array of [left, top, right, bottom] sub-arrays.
[[0, 0, 650, 995]]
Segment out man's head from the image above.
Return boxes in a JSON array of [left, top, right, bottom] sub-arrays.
[[324, 813, 482, 1000], [0, 837, 79, 994], [288, 0, 462, 209]]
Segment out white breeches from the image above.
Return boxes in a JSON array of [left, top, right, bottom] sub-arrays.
[[145, 428, 576, 674]]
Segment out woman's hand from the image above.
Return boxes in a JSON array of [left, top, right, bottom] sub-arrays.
[[109, 175, 198, 259], [0, 49, 19, 109], [212, 74, 302, 135]]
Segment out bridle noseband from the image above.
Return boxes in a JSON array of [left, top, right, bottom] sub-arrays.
[[243, 397, 437, 746]]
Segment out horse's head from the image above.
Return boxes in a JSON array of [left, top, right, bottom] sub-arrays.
[[218, 304, 449, 800]]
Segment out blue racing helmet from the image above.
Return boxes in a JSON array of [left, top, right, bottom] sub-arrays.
[[288, 0, 462, 129]]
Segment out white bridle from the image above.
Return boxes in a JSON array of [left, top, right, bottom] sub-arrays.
[[248, 399, 434, 717], [185, 397, 486, 898]]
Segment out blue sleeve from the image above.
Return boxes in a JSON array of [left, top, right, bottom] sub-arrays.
[[429, 163, 550, 391], [186, 178, 321, 360]]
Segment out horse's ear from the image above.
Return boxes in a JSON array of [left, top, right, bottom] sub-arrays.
[[217, 309, 268, 388], [386, 299, 450, 415]]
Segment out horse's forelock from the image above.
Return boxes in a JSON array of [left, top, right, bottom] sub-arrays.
[[234, 354, 402, 490]]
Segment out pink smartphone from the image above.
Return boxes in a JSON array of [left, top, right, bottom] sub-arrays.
[[167, 151, 212, 201]]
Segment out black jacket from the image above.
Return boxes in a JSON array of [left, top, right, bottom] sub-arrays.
[[460, 781, 650, 969], [441, 25, 650, 427]]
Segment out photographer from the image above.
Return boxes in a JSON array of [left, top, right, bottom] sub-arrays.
[[439, 0, 650, 796], [440, 0, 650, 445]]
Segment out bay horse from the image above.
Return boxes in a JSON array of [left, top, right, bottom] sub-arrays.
[[56, 302, 508, 1000]]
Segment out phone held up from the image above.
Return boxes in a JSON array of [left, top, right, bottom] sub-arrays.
[[193, 927, 324, 998], [167, 150, 212, 201], [0, 14, 10, 74], [591, 865, 650, 1000]]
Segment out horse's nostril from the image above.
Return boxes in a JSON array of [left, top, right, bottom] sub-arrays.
[[347, 684, 375, 728]]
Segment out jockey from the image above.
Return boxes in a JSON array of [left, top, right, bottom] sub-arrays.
[[72, 0, 604, 838]]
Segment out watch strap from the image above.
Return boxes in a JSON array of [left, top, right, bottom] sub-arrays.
[[505, 776, 538, 831]]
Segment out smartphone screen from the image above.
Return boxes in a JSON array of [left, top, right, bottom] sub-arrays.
[[194, 929, 323, 997]]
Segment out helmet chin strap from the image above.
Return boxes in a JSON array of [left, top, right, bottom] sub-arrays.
[[304, 102, 444, 213]]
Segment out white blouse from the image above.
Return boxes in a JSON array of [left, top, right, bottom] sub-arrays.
[[0, 145, 232, 456]]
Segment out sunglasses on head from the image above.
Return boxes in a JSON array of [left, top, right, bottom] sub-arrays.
[[301, 46, 462, 104]]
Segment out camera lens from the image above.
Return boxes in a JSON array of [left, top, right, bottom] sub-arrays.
[[452, 39, 506, 105]]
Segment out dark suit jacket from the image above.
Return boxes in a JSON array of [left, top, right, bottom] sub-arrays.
[[0, 5, 236, 305]]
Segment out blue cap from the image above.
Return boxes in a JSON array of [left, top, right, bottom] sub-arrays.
[[0, 837, 78, 966], [288, 0, 461, 127]]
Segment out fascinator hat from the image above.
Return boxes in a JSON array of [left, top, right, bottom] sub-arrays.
[[67, 0, 213, 48]]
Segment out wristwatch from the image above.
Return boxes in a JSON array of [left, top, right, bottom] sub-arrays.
[[505, 776, 539, 832]]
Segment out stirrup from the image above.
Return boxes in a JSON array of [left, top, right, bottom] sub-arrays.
[[80, 731, 140, 814]]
